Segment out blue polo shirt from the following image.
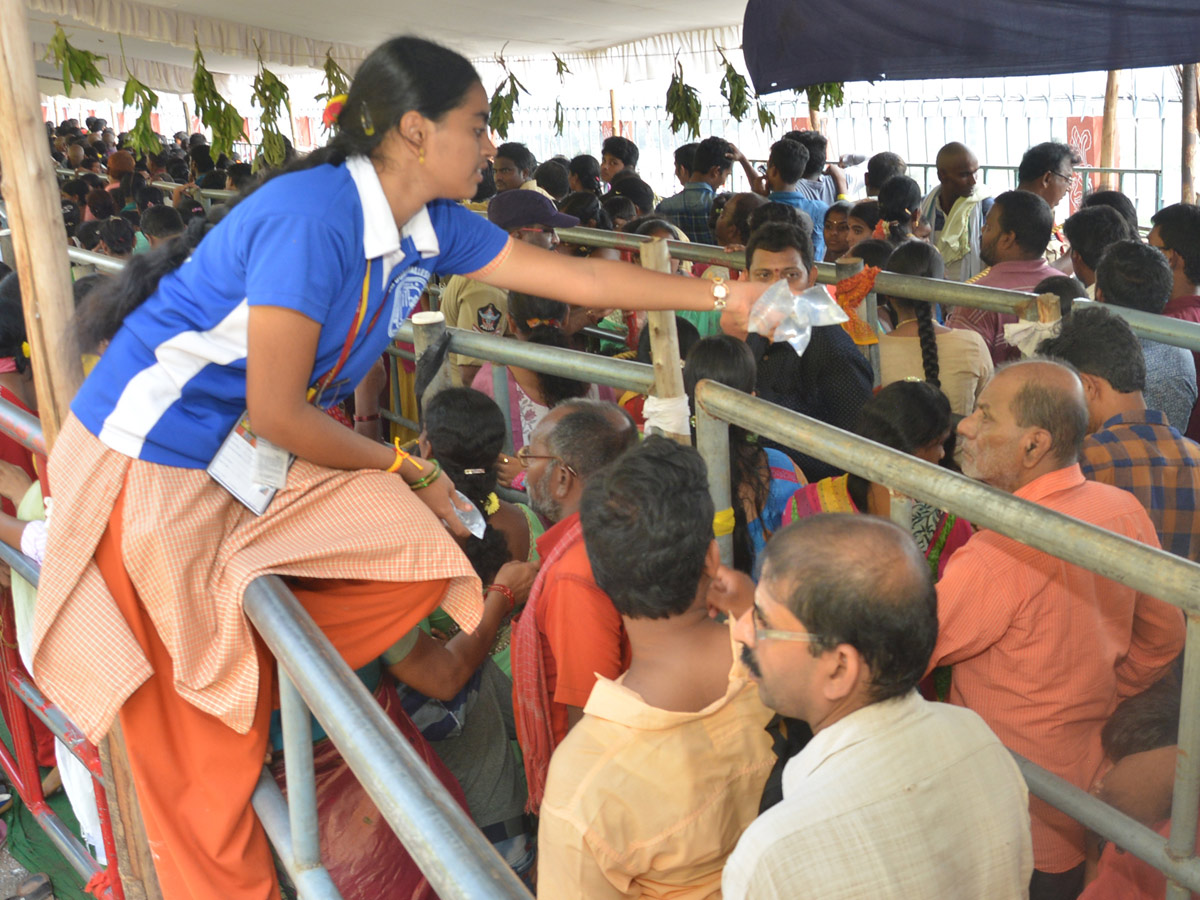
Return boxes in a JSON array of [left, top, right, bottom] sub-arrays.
[[768, 190, 828, 261], [73, 156, 509, 468]]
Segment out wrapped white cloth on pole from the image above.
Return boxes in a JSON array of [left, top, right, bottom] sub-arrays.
[[643, 395, 692, 436]]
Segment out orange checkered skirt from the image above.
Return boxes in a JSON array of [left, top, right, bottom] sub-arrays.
[[33, 415, 482, 744]]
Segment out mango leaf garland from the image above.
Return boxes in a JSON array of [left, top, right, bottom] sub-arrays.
[[665, 60, 702, 138], [554, 100, 565, 137], [756, 101, 778, 134], [252, 44, 294, 169], [804, 82, 846, 112], [121, 76, 160, 157], [315, 48, 351, 104], [489, 72, 526, 140], [554, 53, 571, 84], [718, 51, 750, 122], [193, 40, 247, 161], [44, 25, 104, 97]]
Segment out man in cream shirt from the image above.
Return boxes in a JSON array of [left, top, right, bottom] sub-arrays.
[[722, 515, 1033, 899]]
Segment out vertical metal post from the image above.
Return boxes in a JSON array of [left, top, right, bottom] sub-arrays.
[[696, 389, 733, 566], [411, 311, 451, 413], [492, 363, 514, 454], [279, 669, 321, 873], [1166, 615, 1200, 900]]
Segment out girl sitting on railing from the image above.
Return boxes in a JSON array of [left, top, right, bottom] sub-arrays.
[[473, 292, 615, 486], [684, 335, 806, 578]]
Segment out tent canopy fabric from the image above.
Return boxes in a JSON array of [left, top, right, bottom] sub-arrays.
[[742, 0, 1200, 94]]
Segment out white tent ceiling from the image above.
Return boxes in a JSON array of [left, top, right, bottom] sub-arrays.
[[24, 0, 747, 98]]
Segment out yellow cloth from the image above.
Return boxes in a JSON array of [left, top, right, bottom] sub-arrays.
[[538, 630, 775, 899], [935, 192, 987, 266]]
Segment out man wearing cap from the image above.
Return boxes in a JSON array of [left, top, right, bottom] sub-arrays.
[[440, 191, 579, 386]]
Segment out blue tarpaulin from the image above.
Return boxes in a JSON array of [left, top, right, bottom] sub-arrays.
[[742, 0, 1200, 93]]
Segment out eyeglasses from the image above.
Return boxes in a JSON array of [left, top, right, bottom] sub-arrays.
[[514, 445, 577, 475], [751, 603, 826, 643], [1049, 170, 1074, 183]]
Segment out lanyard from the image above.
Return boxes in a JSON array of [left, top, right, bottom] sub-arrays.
[[307, 258, 386, 404]]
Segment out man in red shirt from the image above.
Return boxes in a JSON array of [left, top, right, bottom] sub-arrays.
[[1149, 203, 1200, 441], [931, 359, 1185, 900], [510, 399, 637, 812]]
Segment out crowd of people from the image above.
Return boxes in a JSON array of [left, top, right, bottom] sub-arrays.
[[2, 32, 1198, 900]]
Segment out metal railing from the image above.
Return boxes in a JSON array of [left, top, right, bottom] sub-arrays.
[[54, 167, 238, 202]]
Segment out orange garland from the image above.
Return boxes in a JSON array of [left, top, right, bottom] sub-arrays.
[[834, 265, 882, 346]]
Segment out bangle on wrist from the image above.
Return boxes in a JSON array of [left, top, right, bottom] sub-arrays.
[[386, 438, 428, 475], [485, 583, 517, 614], [355, 413, 380, 423], [836, 193, 847, 200], [408, 460, 443, 491]]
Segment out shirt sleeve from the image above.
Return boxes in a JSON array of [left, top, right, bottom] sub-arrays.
[[1114, 515, 1185, 699], [242, 213, 354, 322], [542, 568, 626, 709], [537, 804, 632, 900], [428, 201, 512, 278]]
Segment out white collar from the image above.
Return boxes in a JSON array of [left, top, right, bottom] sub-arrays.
[[345, 155, 440, 261]]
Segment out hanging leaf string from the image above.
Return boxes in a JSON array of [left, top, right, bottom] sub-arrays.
[[118, 35, 160, 158], [44, 25, 104, 98], [718, 50, 750, 122], [251, 41, 294, 170], [192, 39, 247, 162], [665, 59, 702, 138]]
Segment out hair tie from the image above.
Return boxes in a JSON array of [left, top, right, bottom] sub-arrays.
[[322, 94, 348, 130], [359, 102, 376, 137], [526, 317, 561, 329], [713, 507, 735, 537], [484, 492, 500, 516]]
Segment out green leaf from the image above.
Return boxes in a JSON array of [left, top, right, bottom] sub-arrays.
[[554, 100, 565, 137], [717, 51, 750, 122], [488, 72, 526, 140], [554, 53, 571, 84], [756, 100, 777, 134], [45, 25, 105, 98], [802, 81, 846, 112], [314, 48, 351, 103], [665, 60, 702, 138], [192, 40, 247, 161], [252, 42, 293, 168]]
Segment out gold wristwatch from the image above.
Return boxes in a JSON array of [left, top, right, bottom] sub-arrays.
[[710, 277, 729, 310]]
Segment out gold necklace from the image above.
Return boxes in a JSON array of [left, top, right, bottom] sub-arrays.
[[892, 317, 919, 329]]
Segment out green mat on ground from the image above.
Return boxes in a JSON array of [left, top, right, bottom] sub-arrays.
[[0, 713, 92, 900]]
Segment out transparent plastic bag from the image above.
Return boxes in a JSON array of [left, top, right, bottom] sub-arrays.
[[747, 280, 848, 355]]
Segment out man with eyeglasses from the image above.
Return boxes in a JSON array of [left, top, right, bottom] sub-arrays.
[[439, 190, 579, 386], [509, 400, 638, 815], [720, 514, 1034, 900], [1017, 141, 1081, 266]]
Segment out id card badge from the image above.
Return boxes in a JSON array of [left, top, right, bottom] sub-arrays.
[[207, 412, 295, 515]]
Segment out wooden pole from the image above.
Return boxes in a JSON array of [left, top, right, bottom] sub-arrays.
[[638, 238, 690, 445], [0, 3, 161, 898], [1183, 64, 1198, 204], [609, 89, 619, 138], [0, 0, 84, 444], [1099, 70, 1120, 192]]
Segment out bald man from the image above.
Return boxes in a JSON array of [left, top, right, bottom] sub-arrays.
[[930, 359, 1185, 900], [918, 142, 993, 281]]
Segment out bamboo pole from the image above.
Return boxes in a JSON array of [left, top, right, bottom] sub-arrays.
[[0, 0, 83, 444], [0, 4, 160, 898], [639, 238, 690, 445], [1099, 70, 1120, 192], [1183, 64, 1198, 204], [609, 89, 619, 138]]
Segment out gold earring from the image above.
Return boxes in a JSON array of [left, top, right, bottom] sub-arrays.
[[418, 147, 425, 165]]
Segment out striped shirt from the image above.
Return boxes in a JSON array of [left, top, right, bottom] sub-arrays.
[[930, 464, 1185, 873], [1080, 409, 1200, 561]]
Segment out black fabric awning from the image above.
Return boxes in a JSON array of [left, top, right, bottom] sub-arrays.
[[742, 0, 1200, 94]]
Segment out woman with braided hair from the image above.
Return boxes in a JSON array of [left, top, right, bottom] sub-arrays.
[[878, 241, 993, 416], [875, 174, 925, 244]]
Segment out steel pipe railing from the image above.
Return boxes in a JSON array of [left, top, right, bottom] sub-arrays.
[[242, 575, 533, 900], [250, 771, 343, 900], [55, 167, 237, 202]]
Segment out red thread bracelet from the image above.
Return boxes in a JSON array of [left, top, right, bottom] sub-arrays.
[[485, 583, 517, 614], [354, 413, 380, 422]]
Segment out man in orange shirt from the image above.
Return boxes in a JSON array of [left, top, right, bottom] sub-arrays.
[[510, 400, 637, 812], [930, 359, 1185, 900]]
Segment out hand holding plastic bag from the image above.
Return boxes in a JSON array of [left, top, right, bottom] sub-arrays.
[[747, 280, 849, 355]]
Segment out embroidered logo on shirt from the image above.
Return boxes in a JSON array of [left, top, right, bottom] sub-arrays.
[[389, 266, 433, 336], [476, 303, 502, 334]]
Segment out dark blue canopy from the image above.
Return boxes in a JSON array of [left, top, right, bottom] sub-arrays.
[[742, 0, 1200, 94]]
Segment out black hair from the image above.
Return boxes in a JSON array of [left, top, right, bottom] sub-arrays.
[[61, 178, 89, 206], [745, 221, 814, 273], [761, 514, 939, 702], [848, 198, 882, 232], [72, 273, 107, 311], [507, 292, 589, 408], [993, 190, 1054, 257], [785, 130, 827, 178], [74, 220, 102, 251], [692, 136, 735, 175], [80, 173, 105, 191], [673, 142, 698, 175], [189, 144, 215, 174], [824, 200, 852, 224], [684, 335, 769, 574], [98, 217, 136, 257], [85, 189, 115, 221], [747, 200, 806, 235], [473, 161, 496, 203], [495, 142, 536, 179], [226, 163, 255, 192], [1037, 305, 1146, 393], [545, 399, 637, 479], [1101, 674, 1181, 763], [601, 193, 636, 225], [0, 276, 29, 372], [119, 209, 141, 229], [557, 191, 612, 230], [1062, 205, 1134, 272], [1151, 203, 1200, 286], [533, 160, 569, 201], [768, 139, 809, 186], [0, 263, 10, 281], [166, 161, 190, 183], [1081, 190, 1140, 236], [601, 136, 639, 170], [876, 175, 923, 243], [135, 186, 165, 211], [846, 381, 950, 512], [728, 193, 768, 246], [635, 315, 701, 365], [607, 172, 654, 214], [865, 152, 906, 192], [198, 169, 227, 191], [140, 205, 185, 240], [1018, 141, 1077, 184], [882, 242, 946, 385], [423, 388, 511, 583], [848, 238, 895, 271], [61, 201, 81, 237], [1032, 275, 1087, 320], [568, 155, 602, 196], [581, 435, 713, 619], [1095, 240, 1173, 314]]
